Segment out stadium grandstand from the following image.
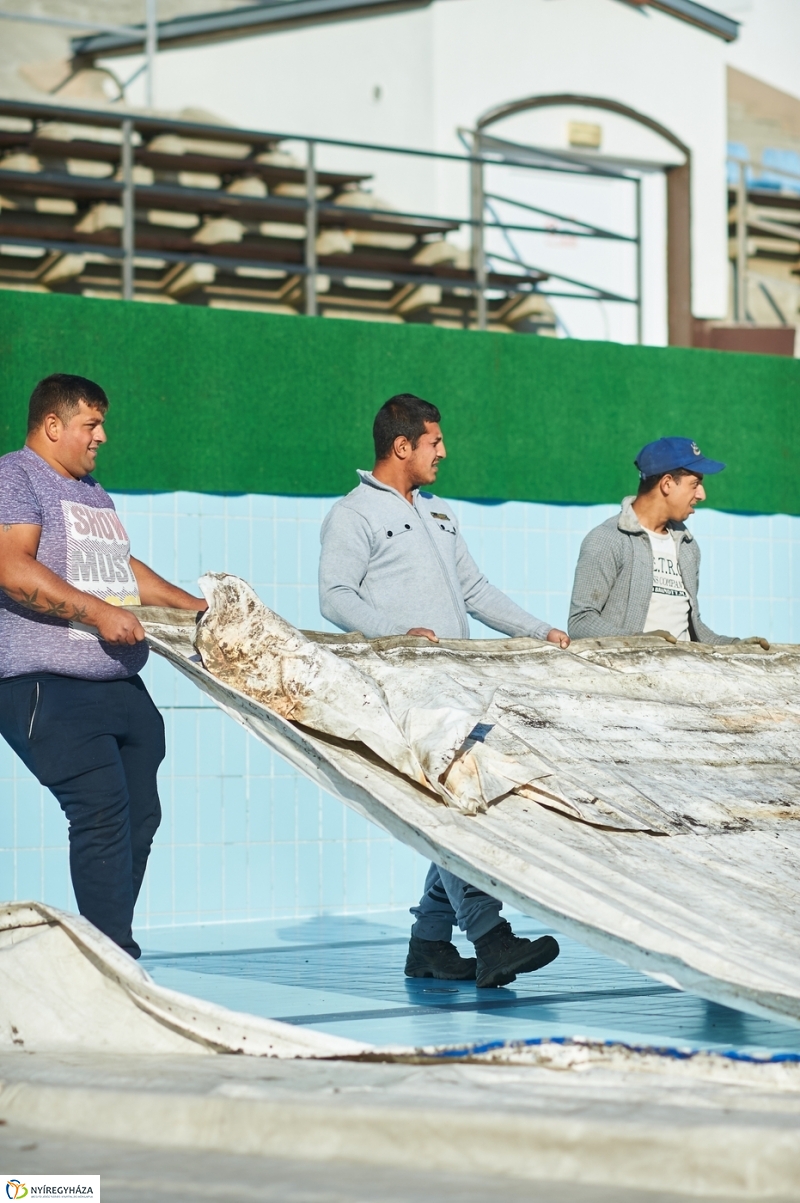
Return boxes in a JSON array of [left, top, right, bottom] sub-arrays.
[[0, 100, 558, 331]]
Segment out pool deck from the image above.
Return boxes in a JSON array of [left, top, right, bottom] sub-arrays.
[[3, 909, 800, 1201], [139, 909, 800, 1056], [0, 1116, 754, 1203], [3, 1038, 800, 1201]]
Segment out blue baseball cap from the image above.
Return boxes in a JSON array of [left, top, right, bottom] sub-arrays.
[[634, 437, 725, 479]]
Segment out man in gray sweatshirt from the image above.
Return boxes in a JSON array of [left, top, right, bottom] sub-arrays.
[[568, 436, 766, 647], [319, 394, 567, 988]]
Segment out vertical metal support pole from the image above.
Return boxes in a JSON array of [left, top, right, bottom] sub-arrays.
[[121, 119, 135, 301], [635, 176, 643, 345], [665, 160, 692, 346], [470, 132, 487, 331], [145, 0, 157, 108], [305, 140, 317, 317], [736, 159, 748, 323]]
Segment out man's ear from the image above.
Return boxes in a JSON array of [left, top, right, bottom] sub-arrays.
[[392, 434, 411, 460], [42, 413, 63, 444]]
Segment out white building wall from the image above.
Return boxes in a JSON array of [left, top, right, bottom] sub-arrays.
[[429, 0, 727, 319], [720, 0, 800, 103], [112, 0, 733, 331], [150, 8, 434, 147], [145, 8, 439, 215]]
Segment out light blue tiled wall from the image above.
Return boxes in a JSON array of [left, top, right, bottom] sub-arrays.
[[2, 492, 799, 928]]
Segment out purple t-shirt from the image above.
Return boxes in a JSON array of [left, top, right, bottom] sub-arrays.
[[0, 447, 148, 680]]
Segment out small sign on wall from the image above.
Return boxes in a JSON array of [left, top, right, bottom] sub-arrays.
[[568, 121, 602, 149]]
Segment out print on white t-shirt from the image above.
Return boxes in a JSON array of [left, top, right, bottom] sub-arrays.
[[643, 529, 690, 642], [61, 500, 141, 640]]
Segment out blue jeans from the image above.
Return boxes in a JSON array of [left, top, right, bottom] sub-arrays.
[[0, 673, 164, 958], [410, 863, 503, 945]]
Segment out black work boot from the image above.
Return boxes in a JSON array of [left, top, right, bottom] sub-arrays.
[[404, 936, 477, 980], [474, 920, 560, 988]]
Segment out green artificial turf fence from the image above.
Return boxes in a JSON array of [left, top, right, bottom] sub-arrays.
[[1, 289, 798, 512]]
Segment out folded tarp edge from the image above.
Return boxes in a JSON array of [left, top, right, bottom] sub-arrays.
[[0, 900, 369, 1057]]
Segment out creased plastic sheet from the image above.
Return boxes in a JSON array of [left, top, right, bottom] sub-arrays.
[[0, 901, 367, 1057], [141, 574, 800, 1027]]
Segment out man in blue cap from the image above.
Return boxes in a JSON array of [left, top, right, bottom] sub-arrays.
[[569, 437, 767, 646]]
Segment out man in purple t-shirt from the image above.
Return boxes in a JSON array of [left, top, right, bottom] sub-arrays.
[[0, 373, 205, 958]]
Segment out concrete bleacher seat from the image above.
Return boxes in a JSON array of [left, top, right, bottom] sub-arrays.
[[0, 100, 548, 330]]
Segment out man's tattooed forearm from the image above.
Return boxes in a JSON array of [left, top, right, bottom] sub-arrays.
[[16, 587, 40, 609], [42, 598, 68, 618], [9, 587, 89, 622]]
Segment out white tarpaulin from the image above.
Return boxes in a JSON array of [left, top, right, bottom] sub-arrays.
[[0, 901, 366, 1057], [141, 573, 800, 1027]]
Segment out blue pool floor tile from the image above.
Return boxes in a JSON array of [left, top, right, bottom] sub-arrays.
[[138, 909, 800, 1055]]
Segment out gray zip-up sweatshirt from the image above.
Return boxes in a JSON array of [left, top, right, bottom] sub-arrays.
[[568, 495, 733, 644], [319, 471, 553, 640]]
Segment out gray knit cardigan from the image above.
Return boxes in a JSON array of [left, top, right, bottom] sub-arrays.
[[568, 496, 734, 644]]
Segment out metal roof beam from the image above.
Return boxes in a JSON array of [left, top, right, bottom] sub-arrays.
[[0, 0, 734, 62], [618, 0, 737, 40], [68, 0, 737, 62], [71, 0, 431, 61], [647, 0, 738, 41]]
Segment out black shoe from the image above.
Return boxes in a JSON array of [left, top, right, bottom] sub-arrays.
[[474, 920, 560, 988], [404, 936, 477, 980]]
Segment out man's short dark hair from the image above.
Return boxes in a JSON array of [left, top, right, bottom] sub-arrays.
[[28, 373, 109, 434], [637, 466, 700, 496], [373, 394, 441, 461]]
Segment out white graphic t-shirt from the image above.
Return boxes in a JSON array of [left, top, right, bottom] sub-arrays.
[[61, 499, 140, 639], [0, 447, 147, 679], [643, 529, 690, 642]]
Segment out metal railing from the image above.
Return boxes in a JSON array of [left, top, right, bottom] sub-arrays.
[[467, 128, 643, 341], [728, 154, 800, 325], [0, 98, 643, 335]]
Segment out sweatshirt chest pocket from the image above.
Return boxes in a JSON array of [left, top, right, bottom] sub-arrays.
[[427, 509, 457, 538], [383, 522, 413, 541]]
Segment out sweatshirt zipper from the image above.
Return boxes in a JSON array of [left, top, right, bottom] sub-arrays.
[[413, 495, 470, 638], [360, 474, 469, 638]]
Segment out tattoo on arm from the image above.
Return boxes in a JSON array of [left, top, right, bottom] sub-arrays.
[[42, 598, 68, 619], [2, 524, 11, 533], [17, 587, 40, 610], [8, 586, 89, 623]]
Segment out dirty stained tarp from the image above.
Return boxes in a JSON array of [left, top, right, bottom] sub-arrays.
[[0, 901, 367, 1056], [141, 573, 800, 1026]]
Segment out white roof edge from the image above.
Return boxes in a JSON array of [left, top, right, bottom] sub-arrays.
[[71, 0, 738, 59]]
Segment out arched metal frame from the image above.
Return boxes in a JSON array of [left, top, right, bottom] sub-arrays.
[[476, 94, 693, 347]]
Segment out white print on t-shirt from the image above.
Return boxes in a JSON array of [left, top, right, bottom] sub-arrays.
[[61, 500, 140, 640], [643, 529, 690, 642]]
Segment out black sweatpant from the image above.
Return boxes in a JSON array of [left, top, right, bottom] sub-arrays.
[[0, 673, 165, 958]]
